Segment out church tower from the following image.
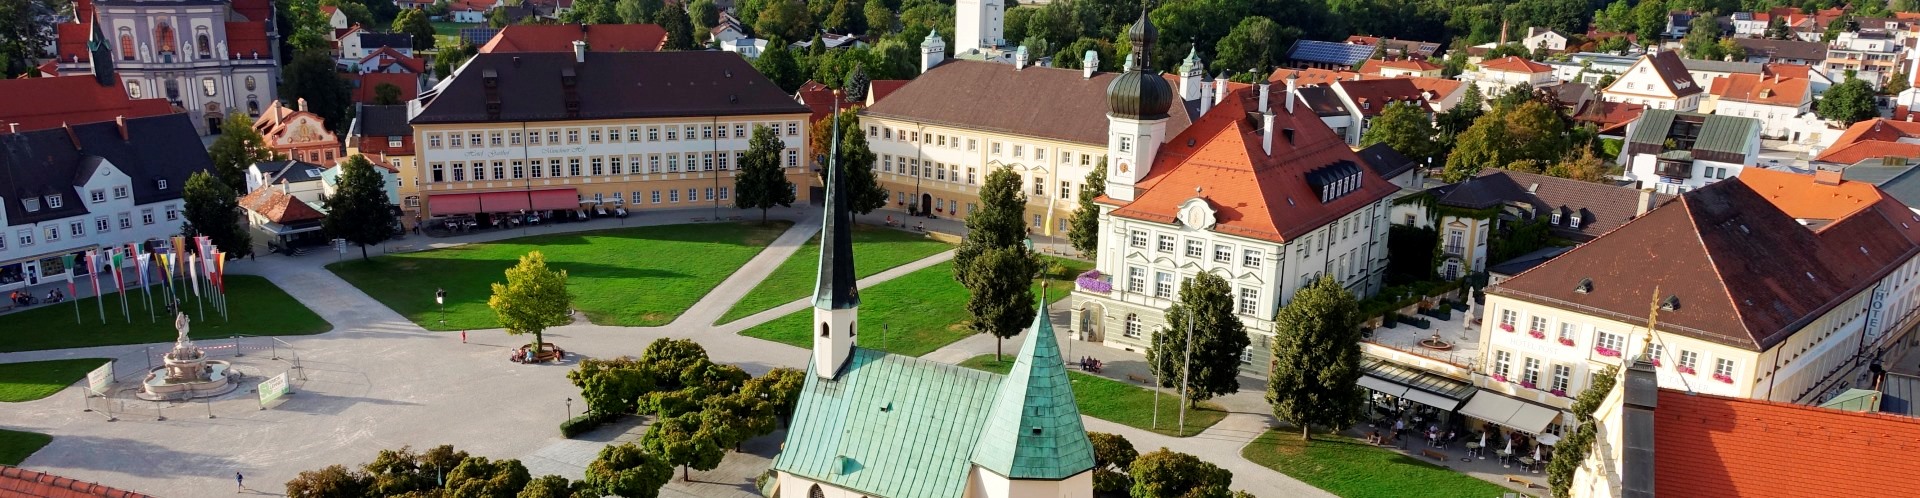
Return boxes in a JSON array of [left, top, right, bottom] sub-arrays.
[[87, 18, 115, 87], [920, 30, 946, 74], [1103, 13, 1173, 203], [1179, 47, 1206, 101], [970, 293, 1097, 495], [955, 0, 1003, 51], [812, 71, 864, 380]]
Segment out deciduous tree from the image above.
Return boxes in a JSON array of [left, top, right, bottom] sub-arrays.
[[1359, 101, 1440, 161], [280, 49, 353, 135], [1268, 275, 1364, 440], [373, 83, 403, 105], [182, 171, 254, 257], [1068, 163, 1106, 257], [0, 0, 60, 77], [955, 167, 1038, 360], [286, 0, 334, 51], [1128, 448, 1236, 498], [518, 474, 595, 498], [1088, 432, 1136, 494], [642, 413, 726, 481], [751, 43, 805, 93], [285, 464, 372, 498], [444, 456, 532, 498], [207, 115, 275, 192], [863, 0, 894, 35], [656, 5, 697, 50], [1147, 271, 1249, 407], [393, 8, 437, 51], [488, 251, 572, 356], [1819, 76, 1881, 125], [323, 155, 397, 259], [584, 443, 673, 498], [1213, 17, 1293, 75], [812, 107, 889, 214], [1545, 147, 1610, 183], [734, 125, 797, 222], [755, 0, 813, 43]]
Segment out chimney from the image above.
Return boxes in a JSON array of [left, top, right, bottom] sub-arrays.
[[572, 40, 587, 63], [115, 115, 128, 141], [1199, 77, 1214, 116], [1257, 81, 1271, 113], [1262, 114, 1276, 155], [62, 122, 80, 150], [297, 98, 308, 113], [1636, 189, 1655, 216], [1082, 50, 1098, 79], [1620, 357, 1659, 498], [1213, 74, 1228, 105], [1814, 168, 1844, 185], [1285, 72, 1299, 114]]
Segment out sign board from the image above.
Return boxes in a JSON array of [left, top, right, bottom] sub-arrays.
[[85, 361, 113, 396], [258, 373, 290, 405], [333, 238, 347, 254]]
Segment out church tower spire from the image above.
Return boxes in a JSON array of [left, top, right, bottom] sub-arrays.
[[87, 17, 115, 87], [812, 67, 867, 380], [971, 289, 1096, 487], [1103, 11, 1173, 203]]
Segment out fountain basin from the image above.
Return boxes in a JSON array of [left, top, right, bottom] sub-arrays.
[[138, 361, 238, 400]]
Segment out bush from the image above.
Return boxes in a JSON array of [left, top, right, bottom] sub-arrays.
[[560, 412, 611, 438], [1381, 312, 1398, 329]]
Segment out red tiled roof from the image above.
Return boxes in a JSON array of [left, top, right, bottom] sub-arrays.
[[869, 80, 907, 104], [358, 46, 426, 74], [0, 75, 175, 132], [1479, 56, 1552, 74], [1267, 67, 1362, 86], [861, 60, 1196, 146], [1369, 59, 1440, 73], [36, 61, 59, 77], [1655, 388, 1920, 498], [226, 22, 272, 59], [1641, 50, 1704, 97], [1574, 100, 1645, 134], [1336, 78, 1431, 116], [320, 5, 339, 15], [231, 0, 275, 22], [479, 24, 667, 53], [1407, 77, 1463, 102], [796, 79, 836, 123], [1815, 118, 1920, 164], [1491, 169, 1920, 351], [1763, 62, 1815, 79], [353, 72, 422, 104], [1708, 72, 1809, 107], [56, 22, 91, 63], [449, 0, 499, 11], [239, 187, 326, 224], [0, 465, 154, 497], [1106, 83, 1400, 243]]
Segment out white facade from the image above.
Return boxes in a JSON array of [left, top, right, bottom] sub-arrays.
[[859, 116, 1108, 230], [1461, 64, 1556, 96], [1523, 28, 1568, 52], [1602, 53, 1702, 111], [339, 32, 414, 63], [1625, 153, 1748, 195], [63, 0, 282, 136], [0, 160, 181, 293], [954, 0, 1002, 52], [1710, 99, 1811, 139]]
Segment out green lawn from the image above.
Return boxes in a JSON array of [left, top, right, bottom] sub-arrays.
[[329, 222, 791, 330], [0, 359, 111, 402], [739, 257, 1090, 357], [1243, 430, 1526, 498], [0, 429, 52, 466], [715, 225, 951, 324], [431, 21, 479, 50], [0, 276, 331, 353], [959, 354, 1227, 437]]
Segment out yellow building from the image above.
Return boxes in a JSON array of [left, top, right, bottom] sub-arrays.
[[343, 103, 420, 221], [408, 50, 811, 221]]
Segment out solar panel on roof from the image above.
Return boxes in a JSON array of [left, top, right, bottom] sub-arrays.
[[460, 28, 499, 47], [1287, 40, 1374, 66]]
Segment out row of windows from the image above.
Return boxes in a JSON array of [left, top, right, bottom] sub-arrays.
[[425, 150, 799, 183], [866, 126, 1103, 167], [1119, 267, 1263, 316], [1129, 230, 1267, 269], [1494, 308, 1740, 382], [85, 187, 133, 203], [5, 206, 173, 250], [425, 122, 800, 149], [593, 187, 746, 205]]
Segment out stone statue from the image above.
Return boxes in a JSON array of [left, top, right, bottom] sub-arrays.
[[174, 312, 191, 346]]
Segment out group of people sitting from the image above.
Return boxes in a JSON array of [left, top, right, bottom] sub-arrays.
[[8, 288, 62, 306], [1076, 356, 1103, 372]]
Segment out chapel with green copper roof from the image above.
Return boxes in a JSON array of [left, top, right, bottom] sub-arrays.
[[768, 94, 1096, 497]]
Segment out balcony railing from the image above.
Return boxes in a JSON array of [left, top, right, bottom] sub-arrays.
[[1443, 244, 1465, 256]]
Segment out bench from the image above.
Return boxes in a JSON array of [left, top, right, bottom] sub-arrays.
[[1505, 475, 1536, 488], [691, 217, 707, 222], [1421, 449, 1449, 462], [1125, 373, 1151, 384]]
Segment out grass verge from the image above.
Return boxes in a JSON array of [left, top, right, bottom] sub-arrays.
[[0, 276, 330, 352], [716, 225, 950, 324], [0, 429, 52, 466], [1242, 430, 1528, 498], [958, 354, 1227, 437], [0, 359, 111, 402]]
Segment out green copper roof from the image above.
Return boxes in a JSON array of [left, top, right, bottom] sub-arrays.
[[774, 348, 1003, 498], [970, 301, 1097, 480], [1817, 388, 1884, 413]]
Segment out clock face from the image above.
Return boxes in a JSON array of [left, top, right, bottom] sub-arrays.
[[1116, 160, 1131, 174]]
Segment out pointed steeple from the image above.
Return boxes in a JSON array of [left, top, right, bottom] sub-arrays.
[[813, 86, 861, 312], [87, 17, 114, 87], [971, 290, 1095, 480]]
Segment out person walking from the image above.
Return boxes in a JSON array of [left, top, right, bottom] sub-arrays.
[[461, 330, 467, 343], [235, 472, 244, 493]]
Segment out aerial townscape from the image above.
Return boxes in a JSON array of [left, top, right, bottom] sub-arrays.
[[9, 0, 1920, 496]]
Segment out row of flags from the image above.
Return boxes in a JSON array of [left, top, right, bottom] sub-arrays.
[[57, 235, 230, 324]]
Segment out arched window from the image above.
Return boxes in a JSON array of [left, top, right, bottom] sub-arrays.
[[118, 28, 134, 60], [154, 23, 176, 56], [808, 484, 825, 498], [820, 322, 829, 337], [247, 96, 260, 115], [195, 27, 211, 59]]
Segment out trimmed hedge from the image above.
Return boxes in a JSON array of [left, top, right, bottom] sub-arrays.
[[560, 412, 614, 438]]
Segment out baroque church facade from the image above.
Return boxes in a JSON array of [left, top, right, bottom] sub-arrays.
[[55, 0, 282, 136]]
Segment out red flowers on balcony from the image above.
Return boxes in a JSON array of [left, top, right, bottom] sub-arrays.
[[1499, 323, 1515, 332], [1595, 346, 1621, 358]]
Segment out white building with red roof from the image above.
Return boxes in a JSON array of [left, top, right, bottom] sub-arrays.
[[1602, 49, 1704, 111], [1461, 56, 1557, 96], [52, 0, 280, 136]]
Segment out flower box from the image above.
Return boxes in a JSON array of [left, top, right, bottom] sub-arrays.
[[1528, 330, 1546, 339], [1652, 358, 1662, 367], [1595, 346, 1621, 358], [1557, 337, 1575, 346], [1550, 389, 1567, 397], [1677, 365, 1696, 375], [1713, 373, 1734, 384], [1520, 380, 1537, 389], [1074, 270, 1112, 294], [1499, 323, 1515, 332], [1492, 374, 1508, 383]]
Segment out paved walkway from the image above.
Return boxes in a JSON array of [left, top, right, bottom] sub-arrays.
[[0, 204, 1335, 497]]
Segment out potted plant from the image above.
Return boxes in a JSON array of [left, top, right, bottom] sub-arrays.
[[1492, 373, 1508, 383], [1499, 323, 1515, 332], [1678, 365, 1697, 375], [1550, 388, 1567, 397], [1529, 330, 1546, 339], [1557, 337, 1575, 346], [1712, 373, 1734, 384], [1520, 380, 1537, 389], [1595, 346, 1621, 358]]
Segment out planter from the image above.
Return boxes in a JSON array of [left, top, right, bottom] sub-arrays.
[[1595, 346, 1621, 358], [1550, 389, 1567, 397], [1713, 373, 1734, 384], [1678, 365, 1696, 375], [1520, 380, 1536, 389], [1557, 337, 1575, 346], [1492, 374, 1508, 383], [1528, 330, 1546, 339], [1499, 323, 1515, 332], [1074, 270, 1112, 294]]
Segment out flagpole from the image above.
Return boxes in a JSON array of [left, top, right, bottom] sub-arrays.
[[88, 251, 104, 324], [63, 254, 79, 325]]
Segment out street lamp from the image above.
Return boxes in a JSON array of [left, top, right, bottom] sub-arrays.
[[565, 397, 572, 418], [435, 288, 447, 327]]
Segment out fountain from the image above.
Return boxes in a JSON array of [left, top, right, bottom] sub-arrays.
[[139, 312, 238, 400], [1418, 333, 1455, 351]]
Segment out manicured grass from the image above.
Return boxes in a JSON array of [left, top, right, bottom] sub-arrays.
[[329, 222, 791, 330], [715, 225, 951, 324], [0, 429, 52, 466], [959, 354, 1228, 437], [0, 359, 111, 402], [0, 276, 331, 353], [1243, 430, 1526, 498], [739, 257, 1091, 357]]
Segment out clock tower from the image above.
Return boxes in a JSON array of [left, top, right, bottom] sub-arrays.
[[1103, 12, 1172, 203]]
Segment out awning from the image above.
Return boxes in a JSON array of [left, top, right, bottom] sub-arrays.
[[1459, 389, 1561, 434], [1401, 388, 1461, 411], [428, 193, 481, 215], [1359, 376, 1410, 398], [427, 189, 578, 215], [529, 189, 579, 210], [1359, 358, 1476, 411]]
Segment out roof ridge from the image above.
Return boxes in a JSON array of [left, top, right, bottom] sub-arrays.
[[1684, 190, 1761, 349]]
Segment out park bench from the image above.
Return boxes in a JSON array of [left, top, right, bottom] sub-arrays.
[[1125, 373, 1151, 384], [510, 343, 567, 364], [1421, 449, 1448, 462], [1505, 475, 1536, 488]]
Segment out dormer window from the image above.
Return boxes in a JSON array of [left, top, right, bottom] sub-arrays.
[[22, 197, 39, 212], [44, 195, 62, 209], [1569, 213, 1582, 227], [156, 179, 169, 190], [1550, 211, 1562, 225]]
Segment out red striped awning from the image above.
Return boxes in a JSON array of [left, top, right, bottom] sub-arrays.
[[427, 189, 577, 215], [427, 193, 481, 215], [529, 189, 580, 211]]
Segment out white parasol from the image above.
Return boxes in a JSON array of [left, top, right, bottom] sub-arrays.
[[1537, 433, 1561, 446], [1479, 431, 1488, 447], [1503, 436, 1514, 455], [1533, 445, 1542, 461]]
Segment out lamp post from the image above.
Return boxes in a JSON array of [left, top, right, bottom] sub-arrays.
[[565, 397, 572, 418], [435, 288, 446, 328]]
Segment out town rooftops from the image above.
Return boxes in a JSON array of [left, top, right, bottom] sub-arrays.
[[354, 32, 414, 51], [1625, 109, 1759, 161], [351, 104, 412, 139], [1679, 58, 1764, 75], [1338, 78, 1433, 116], [1423, 169, 1672, 241], [0, 113, 210, 227], [1574, 101, 1645, 135], [411, 51, 806, 124], [1369, 59, 1441, 73], [1708, 72, 1809, 107], [258, 160, 328, 185], [477, 23, 667, 53], [0, 74, 174, 132], [1734, 37, 1829, 61], [1267, 67, 1362, 86], [0, 465, 154, 498], [861, 60, 1195, 146], [1654, 388, 1920, 497], [1490, 169, 1920, 352], [1814, 118, 1920, 166], [1636, 50, 1703, 97], [1354, 142, 1418, 180], [238, 186, 325, 224], [1479, 56, 1553, 74], [1291, 85, 1350, 117], [1103, 83, 1399, 243], [1343, 36, 1442, 59]]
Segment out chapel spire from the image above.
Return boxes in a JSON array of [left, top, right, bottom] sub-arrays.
[[971, 289, 1095, 480], [811, 66, 868, 379]]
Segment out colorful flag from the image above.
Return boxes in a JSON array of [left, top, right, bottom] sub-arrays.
[[110, 249, 125, 293], [213, 253, 226, 294], [186, 254, 201, 297], [61, 253, 76, 297], [132, 244, 148, 289], [85, 250, 100, 298], [160, 252, 175, 285], [1042, 205, 1057, 237]]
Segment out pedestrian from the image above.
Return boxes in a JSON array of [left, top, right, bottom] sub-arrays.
[[461, 330, 467, 343], [235, 471, 244, 492]]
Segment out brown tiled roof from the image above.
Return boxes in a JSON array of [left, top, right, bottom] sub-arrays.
[[478, 23, 666, 53], [1424, 169, 1672, 241], [0, 465, 154, 497], [861, 60, 1195, 146], [412, 51, 806, 124], [1655, 389, 1920, 498], [239, 187, 326, 224], [1407, 77, 1464, 102], [352, 72, 421, 104], [1734, 38, 1828, 62], [1479, 56, 1552, 74], [1490, 169, 1920, 351], [1336, 78, 1430, 116], [1574, 100, 1645, 135], [1105, 83, 1399, 243], [1292, 85, 1350, 117], [1708, 72, 1809, 107], [1267, 67, 1362, 86], [1369, 59, 1440, 73], [1641, 50, 1703, 97]]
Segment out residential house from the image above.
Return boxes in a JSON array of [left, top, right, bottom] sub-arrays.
[[409, 50, 812, 218], [1523, 27, 1568, 52], [1601, 49, 1704, 111], [720, 37, 767, 59], [709, 11, 746, 43], [1813, 118, 1920, 169], [1704, 72, 1814, 140], [1730, 11, 1771, 37], [1292, 85, 1355, 143], [1548, 52, 1640, 86], [1344, 36, 1442, 60], [338, 31, 412, 64], [1574, 100, 1646, 137], [1462, 56, 1556, 96], [1735, 38, 1827, 66], [0, 54, 173, 132], [1355, 142, 1422, 193], [1326, 77, 1453, 146], [1827, 31, 1900, 87], [252, 100, 341, 165], [1619, 109, 1761, 194], [237, 186, 325, 251], [1286, 39, 1376, 71], [447, 0, 498, 23], [0, 114, 208, 293], [1369, 59, 1442, 78], [1268, 67, 1362, 86], [319, 5, 347, 31], [244, 159, 327, 201], [53, 0, 280, 135], [1680, 59, 1763, 92], [1394, 169, 1670, 280], [352, 72, 422, 105], [1553, 82, 1595, 112], [1481, 169, 1920, 440], [1073, 29, 1397, 369], [477, 23, 666, 53], [344, 103, 414, 216], [1666, 11, 1697, 38]]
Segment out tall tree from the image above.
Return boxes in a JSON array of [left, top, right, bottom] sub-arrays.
[[1147, 271, 1250, 407], [518, 474, 594, 498], [687, 0, 721, 33], [737, 367, 805, 426], [755, 0, 813, 43], [584, 443, 673, 498], [1088, 432, 1137, 495], [617, 0, 664, 24], [1213, 17, 1292, 75], [0, 0, 61, 77], [1549, 365, 1619, 498], [823, 0, 862, 33], [488, 251, 572, 356], [1267, 274, 1364, 440], [1068, 162, 1106, 257], [322, 155, 398, 259], [955, 166, 1038, 359], [655, 6, 697, 50], [863, 0, 894, 35], [642, 413, 726, 481], [1765, 16, 1791, 39], [207, 115, 275, 192], [181, 171, 254, 257], [1359, 101, 1440, 161], [813, 108, 889, 214], [373, 83, 403, 105], [286, 0, 334, 51], [1545, 147, 1609, 183], [752, 43, 806, 95], [1128, 448, 1236, 498], [393, 8, 436, 51], [443, 456, 532, 498], [734, 125, 797, 222], [1819, 76, 1880, 125], [280, 49, 353, 135]]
